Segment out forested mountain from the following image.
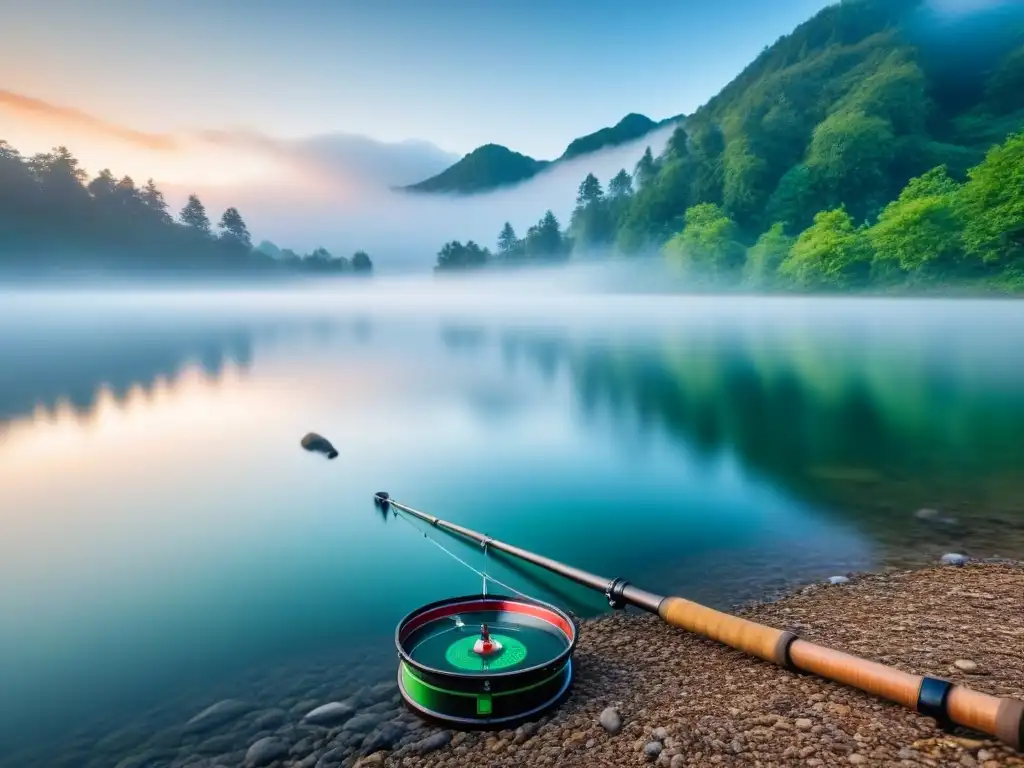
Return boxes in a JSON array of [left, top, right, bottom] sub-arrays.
[[560, 113, 681, 161], [404, 144, 550, 194], [436, 0, 1024, 291], [612, 0, 1024, 246], [404, 113, 676, 195], [0, 141, 373, 276]]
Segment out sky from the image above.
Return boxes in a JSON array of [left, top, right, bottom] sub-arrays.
[[2, 0, 832, 160]]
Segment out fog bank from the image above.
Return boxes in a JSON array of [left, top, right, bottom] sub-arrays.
[[162, 124, 677, 272]]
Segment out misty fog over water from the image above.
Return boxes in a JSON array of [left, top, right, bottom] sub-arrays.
[[158, 125, 678, 271]]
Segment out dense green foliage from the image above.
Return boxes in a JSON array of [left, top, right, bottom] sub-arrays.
[[407, 144, 550, 194], [434, 240, 492, 271], [561, 113, 659, 160], [408, 114, 676, 195], [437, 0, 1024, 290], [0, 140, 372, 276], [434, 210, 569, 271]]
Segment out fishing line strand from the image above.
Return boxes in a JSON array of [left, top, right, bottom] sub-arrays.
[[389, 505, 535, 601]]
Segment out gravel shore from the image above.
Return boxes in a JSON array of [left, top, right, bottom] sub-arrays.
[[383, 563, 1024, 768], [78, 562, 1024, 768]]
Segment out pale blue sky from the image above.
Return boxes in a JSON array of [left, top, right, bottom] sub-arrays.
[[2, 0, 833, 158]]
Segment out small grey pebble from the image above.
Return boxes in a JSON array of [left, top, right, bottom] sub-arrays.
[[644, 741, 663, 760], [599, 708, 623, 736], [651, 727, 669, 742]]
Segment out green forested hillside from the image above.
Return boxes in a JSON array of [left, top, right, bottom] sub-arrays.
[[441, 0, 1024, 291], [406, 113, 676, 194], [404, 144, 550, 194], [561, 113, 669, 161], [0, 142, 372, 276]]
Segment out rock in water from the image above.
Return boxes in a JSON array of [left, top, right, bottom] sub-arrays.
[[600, 707, 623, 735], [828, 576, 851, 585], [941, 553, 968, 567], [342, 712, 386, 734], [360, 722, 406, 754], [245, 737, 288, 766], [301, 432, 338, 459], [303, 702, 356, 726], [185, 699, 254, 733]]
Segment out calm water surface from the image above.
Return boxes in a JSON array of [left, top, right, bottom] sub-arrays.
[[2, 282, 1023, 765]]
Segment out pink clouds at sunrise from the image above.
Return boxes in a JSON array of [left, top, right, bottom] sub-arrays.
[[1, 89, 296, 188]]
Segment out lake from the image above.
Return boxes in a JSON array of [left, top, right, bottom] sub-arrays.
[[2, 279, 1023, 767]]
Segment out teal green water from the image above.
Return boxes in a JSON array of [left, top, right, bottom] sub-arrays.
[[2, 285, 1024, 763]]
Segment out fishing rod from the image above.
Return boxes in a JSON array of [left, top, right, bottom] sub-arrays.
[[373, 492, 1023, 750]]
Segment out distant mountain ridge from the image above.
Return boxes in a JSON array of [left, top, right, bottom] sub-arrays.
[[403, 144, 551, 194], [560, 113, 682, 160], [403, 112, 683, 195]]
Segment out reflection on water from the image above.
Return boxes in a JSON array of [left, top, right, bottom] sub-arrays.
[[1, 289, 1023, 766]]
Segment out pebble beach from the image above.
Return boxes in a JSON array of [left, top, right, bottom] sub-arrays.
[[66, 560, 1024, 768]]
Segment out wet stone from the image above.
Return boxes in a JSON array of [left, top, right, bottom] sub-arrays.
[[185, 700, 254, 734], [303, 702, 356, 727], [244, 737, 288, 767], [342, 712, 386, 735], [359, 722, 405, 755]]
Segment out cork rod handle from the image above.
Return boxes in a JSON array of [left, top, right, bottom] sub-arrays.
[[658, 596, 1023, 750]]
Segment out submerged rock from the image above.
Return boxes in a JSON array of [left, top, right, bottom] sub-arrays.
[[313, 746, 348, 768], [196, 732, 243, 754], [303, 702, 356, 726], [360, 722, 406, 754], [367, 680, 398, 703], [828, 576, 851, 585], [301, 432, 338, 459], [250, 709, 286, 731], [245, 736, 288, 766], [342, 712, 387, 735], [185, 699, 255, 733], [941, 553, 968, 567]]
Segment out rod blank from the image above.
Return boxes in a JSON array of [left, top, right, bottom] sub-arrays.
[[375, 493, 1022, 750]]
